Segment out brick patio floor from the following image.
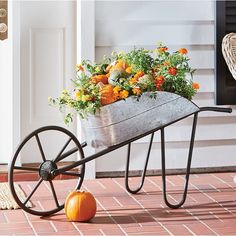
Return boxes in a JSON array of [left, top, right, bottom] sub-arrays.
[[1, 172, 236, 235]]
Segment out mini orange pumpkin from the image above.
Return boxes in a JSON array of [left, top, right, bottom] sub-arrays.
[[100, 84, 118, 106], [91, 74, 108, 85], [65, 190, 97, 222]]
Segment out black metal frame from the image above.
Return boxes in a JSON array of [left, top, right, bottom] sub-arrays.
[[8, 106, 232, 216]]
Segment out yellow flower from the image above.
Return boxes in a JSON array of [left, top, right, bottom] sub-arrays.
[[113, 86, 121, 94], [119, 90, 129, 99], [75, 91, 81, 100], [81, 95, 91, 102], [125, 67, 132, 74], [48, 96, 52, 102], [62, 89, 68, 94], [129, 77, 139, 85], [132, 87, 141, 95]]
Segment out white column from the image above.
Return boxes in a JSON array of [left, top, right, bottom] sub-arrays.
[[76, 0, 96, 179]]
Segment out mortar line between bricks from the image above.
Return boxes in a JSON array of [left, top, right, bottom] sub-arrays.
[[189, 181, 236, 218], [37, 200, 57, 233], [2, 212, 9, 223], [185, 209, 218, 235], [146, 178, 162, 191], [166, 178, 176, 187], [130, 215, 142, 228], [72, 222, 83, 235], [183, 224, 196, 236], [49, 221, 58, 233], [209, 184, 221, 192], [82, 184, 128, 236], [165, 179, 218, 235], [188, 195, 198, 203], [22, 211, 38, 236], [99, 228, 106, 236], [112, 178, 173, 236], [210, 174, 235, 189], [209, 211, 224, 223], [113, 196, 123, 207], [97, 180, 107, 190], [160, 204, 170, 214]]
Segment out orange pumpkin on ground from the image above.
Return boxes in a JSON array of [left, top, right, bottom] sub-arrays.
[[65, 190, 97, 222], [100, 84, 118, 106]]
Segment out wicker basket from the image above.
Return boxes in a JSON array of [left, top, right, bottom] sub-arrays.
[[222, 32, 236, 80]]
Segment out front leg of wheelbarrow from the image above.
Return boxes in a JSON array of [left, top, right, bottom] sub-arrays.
[[125, 132, 154, 194], [161, 113, 198, 209]]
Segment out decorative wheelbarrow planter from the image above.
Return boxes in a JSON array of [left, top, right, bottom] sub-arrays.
[[8, 92, 232, 216]]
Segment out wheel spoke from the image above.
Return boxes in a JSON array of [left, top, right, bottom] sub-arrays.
[[61, 171, 82, 177], [23, 178, 43, 206], [54, 138, 72, 163], [35, 134, 46, 162], [54, 146, 78, 163], [49, 180, 60, 207], [14, 166, 39, 172]]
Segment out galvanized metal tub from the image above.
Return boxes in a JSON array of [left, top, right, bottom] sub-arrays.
[[81, 91, 199, 148]]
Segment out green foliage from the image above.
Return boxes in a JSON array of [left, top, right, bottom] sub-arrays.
[[50, 44, 199, 124], [123, 48, 153, 74]]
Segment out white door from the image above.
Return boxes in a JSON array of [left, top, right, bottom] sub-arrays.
[[20, 1, 76, 164]]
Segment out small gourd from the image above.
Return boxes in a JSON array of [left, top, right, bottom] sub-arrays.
[[108, 70, 127, 86], [65, 190, 97, 222], [91, 74, 108, 85]]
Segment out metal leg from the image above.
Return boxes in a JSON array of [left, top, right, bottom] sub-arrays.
[[161, 113, 198, 209], [125, 133, 154, 194]]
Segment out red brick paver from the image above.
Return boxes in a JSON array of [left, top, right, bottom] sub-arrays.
[[0, 172, 236, 235]]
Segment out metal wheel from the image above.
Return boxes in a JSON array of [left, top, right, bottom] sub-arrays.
[[8, 126, 85, 216]]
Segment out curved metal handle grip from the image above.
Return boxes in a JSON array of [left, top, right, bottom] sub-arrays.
[[200, 107, 232, 113]]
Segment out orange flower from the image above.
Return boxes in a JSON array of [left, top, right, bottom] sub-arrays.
[[163, 61, 170, 66], [136, 71, 145, 77], [132, 87, 141, 95], [76, 64, 84, 72], [129, 77, 139, 85], [168, 67, 177, 76], [157, 47, 168, 53], [178, 48, 188, 55], [192, 82, 200, 90], [129, 71, 144, 85], [125, 66, 132, 74], [155, 76, 165, 90]]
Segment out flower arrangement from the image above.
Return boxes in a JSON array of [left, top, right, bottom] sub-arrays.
[[49, 43, 199, 124]]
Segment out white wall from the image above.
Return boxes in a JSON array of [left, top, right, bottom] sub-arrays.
[[0, 1, 13, 164], [94, 0, 236, 173]]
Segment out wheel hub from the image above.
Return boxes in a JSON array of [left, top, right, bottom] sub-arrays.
[[39, 161, 57, 181]]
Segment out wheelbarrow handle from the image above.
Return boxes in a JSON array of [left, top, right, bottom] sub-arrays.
[[200, 106, 232, 113]]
